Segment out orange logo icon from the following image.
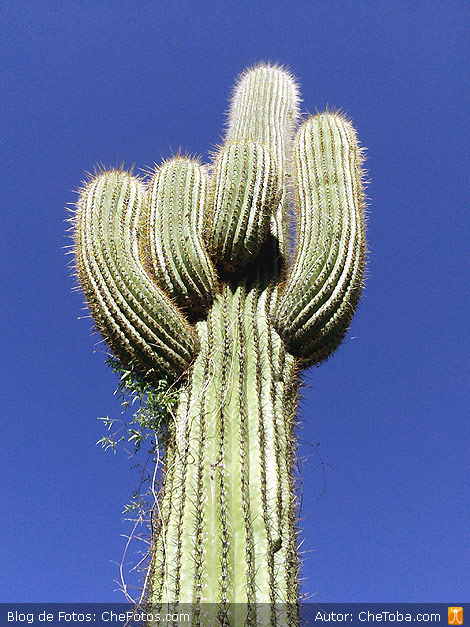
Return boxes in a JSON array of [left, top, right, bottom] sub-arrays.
[[448, 607, 463, 625]]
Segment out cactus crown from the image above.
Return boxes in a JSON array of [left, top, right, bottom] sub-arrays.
[[73, 62, 366, 381]]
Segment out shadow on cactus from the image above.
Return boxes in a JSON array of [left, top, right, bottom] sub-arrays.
[[72, 63, 366, 625]]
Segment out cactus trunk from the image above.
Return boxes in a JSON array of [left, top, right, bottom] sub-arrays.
[[148, 277, 299, 615]]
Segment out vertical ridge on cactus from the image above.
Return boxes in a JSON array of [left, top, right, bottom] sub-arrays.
[[72, 62, 367, 626]]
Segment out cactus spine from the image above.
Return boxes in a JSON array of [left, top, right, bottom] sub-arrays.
[[73, 64, 366, 625]]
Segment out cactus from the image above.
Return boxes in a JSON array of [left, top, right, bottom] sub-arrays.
[[73, 63, 366, 625]]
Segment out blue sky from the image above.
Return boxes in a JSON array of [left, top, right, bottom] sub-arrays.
[[2, 1, 469, 604]]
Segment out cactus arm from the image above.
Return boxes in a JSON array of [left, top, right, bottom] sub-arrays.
[[74, 170, 198, 378], [144, 158, 217, 313], [272, 113, 366, 365], [205, 140, 282, 271], [225, 63, 300, 257]]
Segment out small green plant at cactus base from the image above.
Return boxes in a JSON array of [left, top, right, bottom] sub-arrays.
[[72, 63, 366, 625]]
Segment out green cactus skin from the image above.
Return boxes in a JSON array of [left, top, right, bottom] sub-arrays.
[[73, 63, 366, 625]]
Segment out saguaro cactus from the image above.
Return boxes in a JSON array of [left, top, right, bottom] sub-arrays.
[[73, 63, 366, 625]]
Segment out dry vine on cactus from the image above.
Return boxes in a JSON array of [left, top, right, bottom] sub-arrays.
[[72, 63, 366, 625]]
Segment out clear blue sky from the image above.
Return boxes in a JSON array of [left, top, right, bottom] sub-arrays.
[[2, 1, 469, 604]]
